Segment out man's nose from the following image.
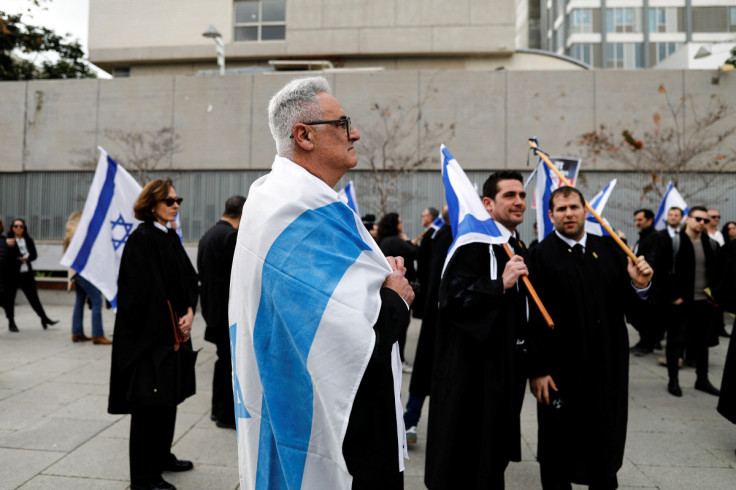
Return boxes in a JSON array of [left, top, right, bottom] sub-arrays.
[[349, 125, 360, 141]]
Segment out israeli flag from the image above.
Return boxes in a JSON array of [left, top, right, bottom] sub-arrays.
[[654, 182, 689, 231], [441, 145, 509, 274], [229, 156, 406, 489], [337, 180, 360, 216], [534, 158, 556, 243], [585, 179, 617, 237], [430, 216, 445, 238], [60, 148, 141, 309]]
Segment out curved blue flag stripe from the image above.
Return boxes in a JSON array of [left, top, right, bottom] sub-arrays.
[[229, 322, 251, 429], [654, 183, 674, 226], [71, 155, 118, 273], [253, 202, 371, 490], [441, 146, 461, 239]]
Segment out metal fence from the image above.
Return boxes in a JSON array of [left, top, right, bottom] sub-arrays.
[[2, 170, 735, 246]]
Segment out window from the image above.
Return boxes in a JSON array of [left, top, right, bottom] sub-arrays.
[[652, 42, 681, 63], [606, 8, 642, 33], [113, 67, 130, 78], [648, 7, 678, 33], [571, 43, 593, 65], [605, 43, 643, 69], [730, 7, 736, 31], [234, 0, 286, 42], [692, 7, 728, 33], [570, 9, 593, 34]]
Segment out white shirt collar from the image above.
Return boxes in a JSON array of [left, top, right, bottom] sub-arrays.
[[153, 221, 168, 233], [494, 221, 516, 241], [667, 225, 680, 237], [554, 229, 587, 250]]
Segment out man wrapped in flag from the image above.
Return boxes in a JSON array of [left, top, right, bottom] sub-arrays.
[[426, 147, 531, 489], [229, 76, 414, 490]]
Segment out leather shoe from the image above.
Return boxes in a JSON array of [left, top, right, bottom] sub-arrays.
[[164, 455, 194, 472], [210, 414, 218, 422], [695, 379, 721, 396], [130, 479, 177, 490], [216, 419, 236, 430], [41, 318, 59, 329], [72, 334, 92, 342], [92, 336, 112, 345], [667, 380, 682, 397], [9, 322, 19, 333]]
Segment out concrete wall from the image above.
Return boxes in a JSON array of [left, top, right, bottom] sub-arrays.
[[1, 69, 734, 173], [88, 0, 518, 70]]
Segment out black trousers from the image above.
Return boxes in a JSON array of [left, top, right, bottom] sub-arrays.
[[212, 338, 235, 424], [130, 404, 177, 485], [540, 462, 618, 490], [7, 271, 48, 321], [666, 301, 711, 380]]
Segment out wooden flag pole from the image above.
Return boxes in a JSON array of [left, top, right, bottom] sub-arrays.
[[527, 139, 638, 262], [502, 243, 554, 328]]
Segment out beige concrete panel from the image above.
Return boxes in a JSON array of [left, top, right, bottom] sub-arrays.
[[322, 0, 396, 28], [432, 26, 516, 52], [358, 28, 433, 54], [396, 0, 470, 26], [0, 82, 27, 172], [592, 70, 684, 170], [331, 71, 421, 173], [96, 77, 176, 170], [287, 0, 323, 29], [23, 80, 99, 171], [414, 70, 507, 171], [89, 0, 232, 49], [249, 73, 309, 168], [505, 70, 596, 170], [469, 0, 517, 25], [223, 42, 288, 59], [172, 75, 253, 170], [286, 29, 359, 56]]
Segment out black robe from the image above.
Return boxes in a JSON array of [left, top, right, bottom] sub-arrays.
[[426, 238, 528, 489], [412, 229, 434, 318], [409, 224, 452, 397], [108, 221, 199, 414], [527, 233, 645, 485], [712, 239, 736, 423]]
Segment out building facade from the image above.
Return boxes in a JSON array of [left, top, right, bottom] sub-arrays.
[[540, 0, 736, 68]]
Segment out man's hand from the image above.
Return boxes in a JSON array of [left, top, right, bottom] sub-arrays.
[[384, 256, 414, 306], [673, 298, 684, 305], [530, 375, 558, 405], [178, 307, 194, 341], [628, 256, 653, 289], [502, 255, 528, 290], [6, 238, 15, 247]]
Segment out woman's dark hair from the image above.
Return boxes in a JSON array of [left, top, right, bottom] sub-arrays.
[[134, 179, 174, 221], [11, 218, 29, 239], [377, 213, 400, 244], [722, 221, 736, 241]]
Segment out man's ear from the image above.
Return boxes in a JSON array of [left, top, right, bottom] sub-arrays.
[[293, 124, 314, 151]]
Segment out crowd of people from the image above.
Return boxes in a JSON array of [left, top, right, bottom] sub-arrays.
[[2, 74, 736, 490]]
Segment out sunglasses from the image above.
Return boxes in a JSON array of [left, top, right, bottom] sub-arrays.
[[12, 224, 25, 228], [161, 197, 183, 207], [290, 116, 352, 139], [693, 216, 711, 224]]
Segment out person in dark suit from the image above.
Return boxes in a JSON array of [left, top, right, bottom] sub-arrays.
[[410, 206, 440, 319], [197, 195, 246, 430], [5, 218, 58, 331], [426, 171, 531, 489], [630, 209, 658, 356], [665, 206, 721, 397], [527, 186, 652, 489], [108, 179, 199, 490], [0, 217, 15, 332]]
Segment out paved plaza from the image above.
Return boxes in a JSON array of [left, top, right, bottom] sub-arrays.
[[1, 290, 735, 489]]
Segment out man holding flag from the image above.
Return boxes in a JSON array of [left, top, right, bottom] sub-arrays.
[[427, 168, 531, 489], [229, 76, 413, 489], [527, 186, 653, 489]]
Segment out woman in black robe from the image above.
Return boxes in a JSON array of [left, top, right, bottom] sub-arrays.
[[108, 179, 198, 490]]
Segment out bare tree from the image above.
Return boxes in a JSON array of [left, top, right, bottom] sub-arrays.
[[570, 84, 736, 206], [102, 127, 181, 184], [357, 85, 455, 216]]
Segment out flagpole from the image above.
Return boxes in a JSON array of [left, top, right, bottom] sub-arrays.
[[502, 243, 555, 328], [528, 139, 638, 262]]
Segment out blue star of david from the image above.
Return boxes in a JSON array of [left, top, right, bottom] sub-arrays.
[[110, 214, 134, 251]]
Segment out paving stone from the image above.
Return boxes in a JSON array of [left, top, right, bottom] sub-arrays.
[[44, 436, 129, 481], [0, 447, 65, 489], [18, 475, 128, 490], [0, 417, 112, 452]]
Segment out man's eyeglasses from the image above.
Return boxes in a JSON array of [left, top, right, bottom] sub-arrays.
[[290, 116, 351, 139], [693, 216, 711, 224], [709, 215, 720, 220], [161, 197, 183, 207]]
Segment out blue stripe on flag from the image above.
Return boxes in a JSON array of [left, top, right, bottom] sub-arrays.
[[229, 322, 251, 430], [71, 155, 118, 273], [441, 147, 461, 239], [252, 202, 372, 490]]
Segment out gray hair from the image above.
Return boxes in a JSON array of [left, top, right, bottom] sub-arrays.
[[268, 76, 331, 159]]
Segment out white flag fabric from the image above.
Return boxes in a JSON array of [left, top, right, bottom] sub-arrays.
[[654, 182, 689, 230], [534, 158, 557, 243], [229, 156, 405, 489], [337, 180, 360, 216], [60, 148, 141, 309], [441, 145, 509, 274], [585, 179, 617, 236], [429, 216, 445, 238]]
